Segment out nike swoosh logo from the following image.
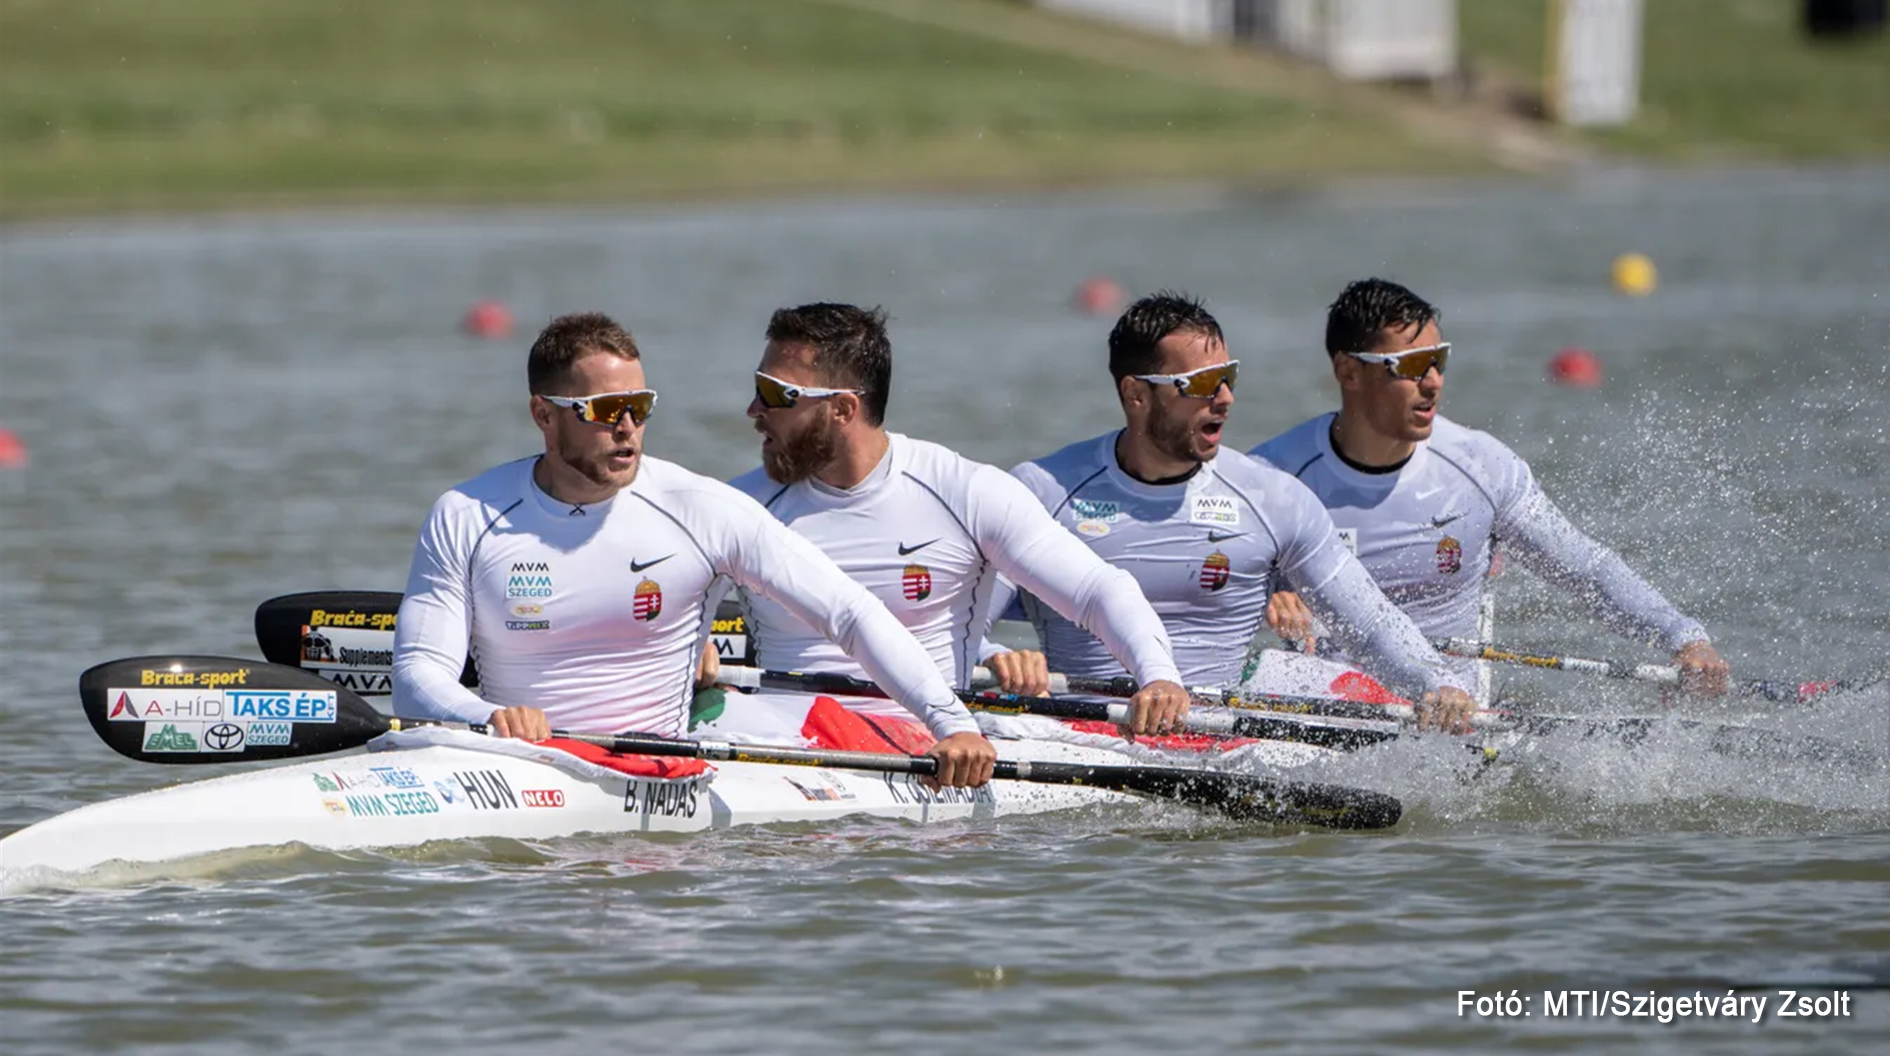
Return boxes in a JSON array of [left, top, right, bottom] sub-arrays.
[[1207, 531, 1246, 543], [1413, 487, 1443, 501], [629, 556, 672, 573], [897, 539, 939, 556], [1431, 513, 1464, 528]]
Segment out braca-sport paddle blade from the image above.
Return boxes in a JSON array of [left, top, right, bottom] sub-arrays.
[[81, 655, 392, 764], [254, 590, 422, 695], [256, 590, 757, 695]]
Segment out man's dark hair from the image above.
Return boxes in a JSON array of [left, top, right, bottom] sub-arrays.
[[1107, 290, 1224, 382], [766, 303, 893, 426], [1325, 278, 1441, 356], [527, 312, 641, 393]]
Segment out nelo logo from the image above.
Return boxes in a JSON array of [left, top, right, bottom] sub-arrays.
[[521, 789, 565, 808]]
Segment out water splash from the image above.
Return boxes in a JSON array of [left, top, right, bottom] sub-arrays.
[[1269, 680, 1889, 836]]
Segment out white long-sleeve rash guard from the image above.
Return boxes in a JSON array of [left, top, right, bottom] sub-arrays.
[[1252, 413, 1707, 684], [729, 434, 1180, 695], [991, 433, 1464, 699], [392, 455, 980, 739]]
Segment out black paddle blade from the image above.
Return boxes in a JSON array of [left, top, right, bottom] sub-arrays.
[[1000, 760, 1403, 831], [81, 655, 391, 765], [254, 590, 429, 696], [256, 590, 757, 696], [1188, 771, 1403, 831], [707, 598, 758, 668]]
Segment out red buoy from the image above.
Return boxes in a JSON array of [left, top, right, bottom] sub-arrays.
[[1074, 276, 1125, 316], [0, 427, 26, 469], [463, 300, 515, 339], [1548, 347, 1603, 388]]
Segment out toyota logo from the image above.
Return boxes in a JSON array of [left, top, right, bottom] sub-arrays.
[[204, 723, 247, 750]]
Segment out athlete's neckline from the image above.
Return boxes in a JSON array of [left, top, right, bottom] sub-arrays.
[[527, 455, 621, 515], [1328, 419, 1409, 476], [1112, 431, 1203, 486], [808, 432, 898, 498]]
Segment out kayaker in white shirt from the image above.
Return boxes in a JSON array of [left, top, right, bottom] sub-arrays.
[[391, 311, 998, 787], [728, 302, 1190, 737], [1250, 277, 1729, 696], [995, 291, 1479, 731]]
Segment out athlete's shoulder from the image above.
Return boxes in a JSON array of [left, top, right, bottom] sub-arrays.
[[892, 433, 985, 486], [889, 436, 1035, 525], [1428, 414, 1512, 455], [726, 463, 788, 505], [432, 457, 533, 515], [1423, 415, 1536, 508], [1012, 432, 1111, 488], [1210, 447, 1317, 501], [638, 456, 771, 514], [1428, 415, 1528, 473], [1249, 413, 1333, 477]]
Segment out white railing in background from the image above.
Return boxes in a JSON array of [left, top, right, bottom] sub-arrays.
[[1035, 0, 1458, 82], [1036, 1, 1644, 128], [1034, 0, 1224, 42], [1548, 0, 1643, 126], [1267, 0, 1457, 80]]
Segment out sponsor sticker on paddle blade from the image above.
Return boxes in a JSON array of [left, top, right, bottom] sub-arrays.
[[82, 655, 392, 764]]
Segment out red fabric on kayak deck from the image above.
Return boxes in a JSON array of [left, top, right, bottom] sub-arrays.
[[1061, 720, 1261, 754], [800, 696, 936, 754], [1326, 670, 1409, 705], [536, 738, 711, 778]]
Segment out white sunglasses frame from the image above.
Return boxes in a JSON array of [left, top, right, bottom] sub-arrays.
[[538, 389, 659, 426], [753, 370, 862, 409], [1130, 359, 1241, 398], [1342, 342, 1451, 379]]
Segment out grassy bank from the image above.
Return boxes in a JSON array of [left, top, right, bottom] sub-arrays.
[[1460, 0, 1890, 159], [0, 0, 1472, 219], [1, 0, 1884, 219]]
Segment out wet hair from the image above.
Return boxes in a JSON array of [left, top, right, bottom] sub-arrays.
[[527, 312, 641, 393], [765, 303, 892, 426], [1107, 290, 1224, 382], [1325, 278, 1441, 356]]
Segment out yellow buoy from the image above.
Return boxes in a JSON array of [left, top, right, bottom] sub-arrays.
[[1612, 252, 1657, 296]]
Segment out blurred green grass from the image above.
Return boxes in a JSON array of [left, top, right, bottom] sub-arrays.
[[3, 0, 1883, 218], [1460, 0, 1890, 158], [0, 0, 1457, 217]]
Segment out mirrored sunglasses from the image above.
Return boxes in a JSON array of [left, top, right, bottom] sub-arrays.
[[1344, 343, 1449, 380], [1132, 360, 1240, 399], [754, 371, 861, 410], [540, 389, 658, 426]]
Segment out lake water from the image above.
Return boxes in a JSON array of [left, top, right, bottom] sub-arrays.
[[1, 166, 1886, 1053]]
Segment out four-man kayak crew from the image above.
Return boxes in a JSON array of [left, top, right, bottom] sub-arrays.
[[727, 303, 1190, 737], [990, 292, 1482, 732], [1251, 278, 1729, 697], [390, 312, 1000, 788], [391, 286, 1730, 759]]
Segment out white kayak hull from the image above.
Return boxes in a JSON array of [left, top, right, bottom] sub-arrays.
[[0, 730, 1137, 894], [2, 657, 1382, 893]]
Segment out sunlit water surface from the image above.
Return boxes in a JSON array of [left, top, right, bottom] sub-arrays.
[[2, 167, 1886, 1053]]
